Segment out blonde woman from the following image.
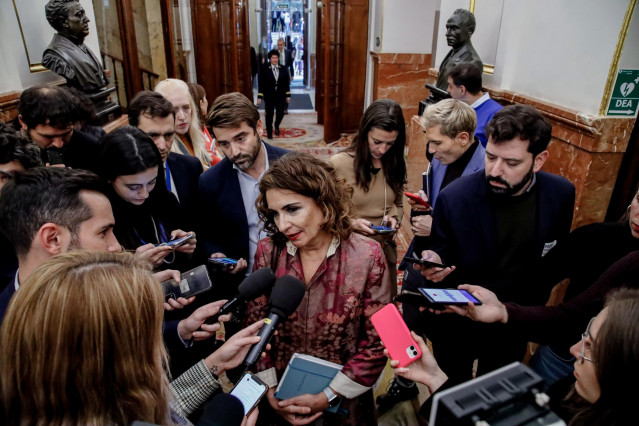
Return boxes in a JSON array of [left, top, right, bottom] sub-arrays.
[[0, 251, 262, 425], [155, 78, 211, 168]]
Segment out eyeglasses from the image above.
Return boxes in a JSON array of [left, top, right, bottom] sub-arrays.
[[579, 316, 596, 364]]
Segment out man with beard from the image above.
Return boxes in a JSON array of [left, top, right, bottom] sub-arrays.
[[199, 93, 287, 296], [414, 104, 575, 388]]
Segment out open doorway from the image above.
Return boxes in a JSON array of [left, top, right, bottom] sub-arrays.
[[248, 0, 320, 146], [250, 1, 315, 108]]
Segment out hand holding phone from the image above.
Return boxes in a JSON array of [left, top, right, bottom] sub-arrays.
[[395, 290, 431, 307], [230, 373, 268, 415], [404, 191, 431, 208], [156, 233, 195, 249], [370, 225, 397, 234], [162, 265, 213, 301], [404, 252, 446, 268], [418, 288, 482, 306], [208, 257, 239, 266], [371, 304, 422, 367]]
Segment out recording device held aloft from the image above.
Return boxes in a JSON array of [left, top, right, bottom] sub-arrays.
[[242, 275, 306, 369], [203, 267, 276, 325]]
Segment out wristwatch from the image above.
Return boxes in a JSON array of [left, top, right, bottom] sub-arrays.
[[323, 386, 341, 407]]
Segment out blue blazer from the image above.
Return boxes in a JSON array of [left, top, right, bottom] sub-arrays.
[[198, 143, 288, 263], [401, 143, 485, 266], [430, 170, 575, 305], [166, 152, 203, 219]]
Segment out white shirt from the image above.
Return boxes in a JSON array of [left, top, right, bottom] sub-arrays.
[[471, 92, 491, 109], [233, 143, 270, 275]]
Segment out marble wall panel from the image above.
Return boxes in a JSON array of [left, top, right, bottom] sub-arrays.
[[372, 53, 431, 123]]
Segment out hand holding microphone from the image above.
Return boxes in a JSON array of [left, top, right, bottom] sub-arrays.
[[243, 275, 306, 369], [204, 268, 276, 325]]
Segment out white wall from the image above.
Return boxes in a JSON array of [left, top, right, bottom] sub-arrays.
[[435, 0, 635, 116], [0, 0, 101, 94], [381, 0, 437, 53]]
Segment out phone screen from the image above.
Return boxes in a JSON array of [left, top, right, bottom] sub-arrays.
[[419, 288, 481, 305], [230, 373, 267, 415]]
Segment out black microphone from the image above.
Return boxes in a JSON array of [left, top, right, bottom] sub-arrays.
[[205, 267, 276, 325], [242, 275, 306, 369], [196, 393, 245, 426]]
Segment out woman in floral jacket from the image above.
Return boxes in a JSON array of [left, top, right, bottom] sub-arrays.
[[245, 152, 391, 425]]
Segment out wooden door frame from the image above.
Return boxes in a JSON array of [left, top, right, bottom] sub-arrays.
[[114, 0, 143, 101], [160, 0, 176, 78], [191, 0, 252, 101]]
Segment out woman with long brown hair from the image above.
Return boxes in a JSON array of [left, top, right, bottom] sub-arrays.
[[330, 99, 407, 296]]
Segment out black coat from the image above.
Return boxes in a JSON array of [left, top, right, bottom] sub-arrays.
[[166, 152, 203, 218], [257, 63, 290, 104]]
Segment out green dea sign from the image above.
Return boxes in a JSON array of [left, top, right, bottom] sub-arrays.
[[606, 69, 639, 117]]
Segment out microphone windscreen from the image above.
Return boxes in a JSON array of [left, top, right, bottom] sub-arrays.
[[269, 275, 306, 318], [196, 393, 244, 426], [237, 267, 276, 299]]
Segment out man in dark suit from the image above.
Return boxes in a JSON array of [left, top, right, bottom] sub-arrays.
[[277, 37, 295, 114], [277, 37, 295, 80], [416, 105, 575, 387], [258, 49, 291, 139], [128, 91, 203, 219], [201, 92, 288, 297]]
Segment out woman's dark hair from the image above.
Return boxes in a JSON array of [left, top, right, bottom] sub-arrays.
[[97, 126, 176, 251], [256, 152, 353, 247], [98, 126, 162, 182], [348, 99, 407, 194], [569, 288, 639, 425]]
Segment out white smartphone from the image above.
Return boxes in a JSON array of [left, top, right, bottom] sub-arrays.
[[230, 372, 268, 415]]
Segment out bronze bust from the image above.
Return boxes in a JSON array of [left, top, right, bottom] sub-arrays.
[[42, 0, 108, 93], [435, 9, 483, 90]]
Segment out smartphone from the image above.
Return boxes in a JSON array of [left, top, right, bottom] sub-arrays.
[[418, 288, 482, 306], [161, 264, 213, 301], [208, 257, 239, 266], [370, 225, 397, 234], [404, 252, 446, 268], [156, 233, 194, 249], [371, 304, 422, 368], [404, 191, 431, 208], [230, 372, 268, 415], [42, 148, 65, 166], [394, 290, 431, 307]]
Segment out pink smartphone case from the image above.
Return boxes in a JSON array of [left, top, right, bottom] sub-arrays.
[[371, 303, 422, 368]]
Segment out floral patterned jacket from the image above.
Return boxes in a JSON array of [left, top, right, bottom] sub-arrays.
[[245, 232, 391, 398]]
